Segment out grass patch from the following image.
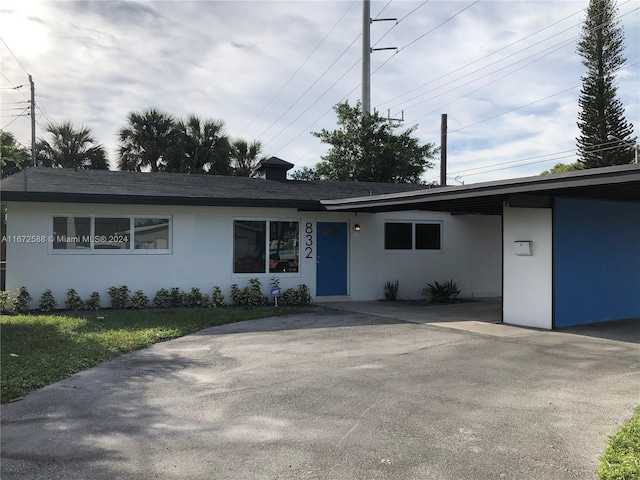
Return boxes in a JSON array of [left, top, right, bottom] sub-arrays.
[[1, 307, 306, 403], [599, 407, 640, 479]]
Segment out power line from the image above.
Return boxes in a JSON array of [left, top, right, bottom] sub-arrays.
[[258, 34, 362, 145], [369, 0, 480, 79], [373, 0, 393, 19], [0, 108, 29, 129], [377, 9, 582, 107], [239, 0, 358, 136], [263, 58, 361, 148], [387, 23, 581, 112], [34, 89, 53, 125], [371, 0, 431, 48], [377, 0, 636, 110], [399, 0, 479, 53], [419, 60, 639, 146], [269, 0, 463, 153], [0, 72, 30, 101], [273, 83, 362, 158], [424, 142, 627, 182], [391, 3, 639, 115], [265, 0, 440, 151], [0, 36, 30, 75]]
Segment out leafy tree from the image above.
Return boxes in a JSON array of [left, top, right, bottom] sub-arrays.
[[171, 115, 232, 175], [576, 0, 636, 167], [36, 121, 108, 170], [540, 162, 583, 175], [231, 139, 264, 177], [309, 101, 436, 183], [1, 131, 31, 176], [117, 108, 177, 172], [290, 166, 323, 181]]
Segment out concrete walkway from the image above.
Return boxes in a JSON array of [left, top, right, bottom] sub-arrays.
[[321, 298, 532, 337]]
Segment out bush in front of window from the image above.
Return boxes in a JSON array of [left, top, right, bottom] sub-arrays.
[[131, 290, 149, 309], [85, 292, 101, 310], [183, 288, 209, 308], [211, 286, 226, 307], [279, 284, 312, 306], [152, 288, 171, 308], [108, 285, 130, 310], [12, 287, 32, 313], [0, 291, 9, 312], [65, 289, 84, 310], [39, 289, 57, 312], [422, 279, 460, 304], [230, 279, 267, 306], [169, 288, 183, 308]]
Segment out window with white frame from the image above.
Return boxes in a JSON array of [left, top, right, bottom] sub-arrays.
[[384, 221, 441, 251], [233, 220, 299, 274], [50, 215, 171, 253]]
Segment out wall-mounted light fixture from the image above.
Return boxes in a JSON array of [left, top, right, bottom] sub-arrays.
[[354, 224, 361, 232]]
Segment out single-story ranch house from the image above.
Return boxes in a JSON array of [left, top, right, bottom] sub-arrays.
[[1, 158, 639, 330]]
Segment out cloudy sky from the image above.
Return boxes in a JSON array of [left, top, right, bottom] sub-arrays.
[[1, 0, 638, 184]]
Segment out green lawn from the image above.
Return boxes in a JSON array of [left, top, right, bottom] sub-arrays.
[[600, 407, 640, 479], [1, 307, 306, 403]]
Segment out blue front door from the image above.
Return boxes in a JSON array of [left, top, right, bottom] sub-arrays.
[[316, 222, 348, 296]]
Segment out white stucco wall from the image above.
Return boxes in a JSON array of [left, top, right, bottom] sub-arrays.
[[502, 206, 553, 329], [5, 202, 501, 308], [350, 211, 501, 301]]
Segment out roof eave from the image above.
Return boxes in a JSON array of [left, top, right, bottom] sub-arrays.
[[0, 192, 325, 211]]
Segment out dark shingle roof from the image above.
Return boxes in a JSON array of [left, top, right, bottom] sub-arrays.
[[0, 168, 435, 210]]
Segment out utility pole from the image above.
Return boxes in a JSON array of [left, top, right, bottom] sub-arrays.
[[362, 0, 397, 116], [362, 0, 371, 115], [29, 74, 36, 166], [440, 113, 447, 186]]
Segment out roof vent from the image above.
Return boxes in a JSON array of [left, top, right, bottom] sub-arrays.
[[255, 157, 294, 182]]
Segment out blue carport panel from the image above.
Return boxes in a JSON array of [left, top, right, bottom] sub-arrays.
[[554, 198, 640, 327]]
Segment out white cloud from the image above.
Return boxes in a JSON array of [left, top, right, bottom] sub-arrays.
[[0, 0, 638, 183]]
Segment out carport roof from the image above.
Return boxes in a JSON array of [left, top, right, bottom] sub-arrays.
[[321, 164, 640, 214]]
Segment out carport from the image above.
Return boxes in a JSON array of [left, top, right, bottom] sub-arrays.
[[322, 164, 640, 329]]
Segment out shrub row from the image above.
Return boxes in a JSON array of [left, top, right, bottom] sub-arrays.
[[0, 279, 311, 313]]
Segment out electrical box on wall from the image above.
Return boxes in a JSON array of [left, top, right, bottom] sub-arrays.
[[514, 241, 532, 256]]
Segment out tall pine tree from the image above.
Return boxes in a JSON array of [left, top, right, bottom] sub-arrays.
[[576, 0, 635, 168]]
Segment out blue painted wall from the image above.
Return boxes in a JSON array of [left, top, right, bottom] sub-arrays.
[[554, 198, 640, 327]]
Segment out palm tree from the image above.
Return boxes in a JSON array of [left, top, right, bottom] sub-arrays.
[[117, 108, 177, 172], [1, 131, 31, 176], [36, 121, 108, 170], [171, 115, 232, 175], [231, 139, 264, 177]]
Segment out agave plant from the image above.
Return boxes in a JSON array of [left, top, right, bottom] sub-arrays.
[[384, 279, 399, 301], [423, 279, 460, 303]]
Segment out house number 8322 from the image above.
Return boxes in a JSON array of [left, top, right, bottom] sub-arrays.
[[305, 222, 313, 259]]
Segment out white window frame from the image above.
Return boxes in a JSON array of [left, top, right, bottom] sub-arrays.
[[232, 218, 301, 277], [383, 220, 443, 254], [48, 215, 173, 255]]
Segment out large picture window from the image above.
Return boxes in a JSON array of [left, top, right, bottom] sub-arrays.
[[52, 216, 91, 250], [234, 221, 267, 273], [234, 220, 299, 274], [269, 221, 299, 273], [94, 217, 130, 250], [384, 221, 441, 252], [50, 215, 171, 254], [134, 218, 170, 250]]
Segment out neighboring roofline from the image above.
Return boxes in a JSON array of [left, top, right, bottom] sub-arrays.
[[321, 164, 640, 211]]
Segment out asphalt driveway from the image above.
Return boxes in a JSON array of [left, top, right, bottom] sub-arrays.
[[1, 309, 639, 480]]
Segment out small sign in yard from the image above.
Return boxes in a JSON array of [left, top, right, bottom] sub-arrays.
[[270, 286, 281, 307]]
